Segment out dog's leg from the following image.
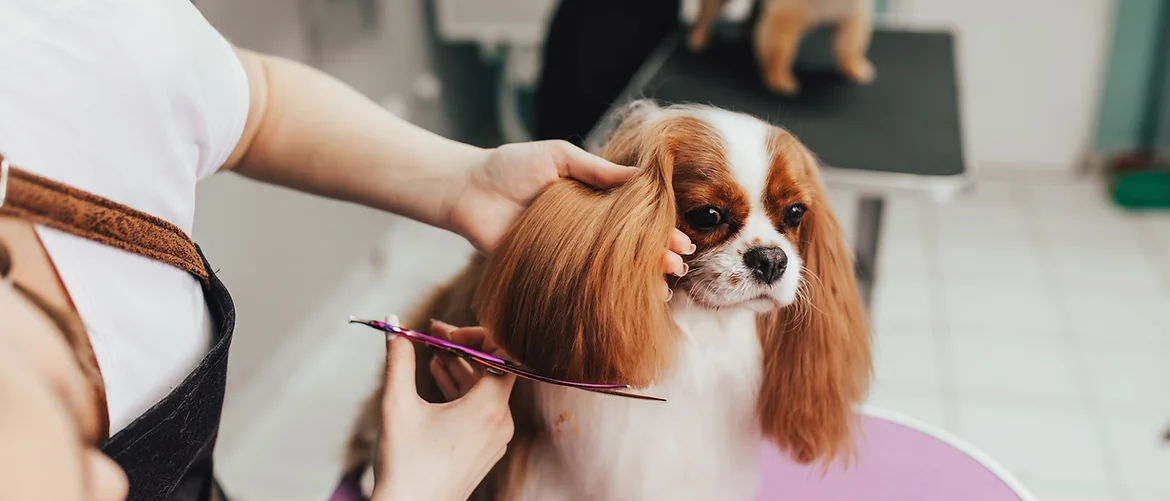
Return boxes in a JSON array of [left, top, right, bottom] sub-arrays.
[[832, 8, 875, 84], [755, 0, 809, 95], [687, 0, 726, 51]]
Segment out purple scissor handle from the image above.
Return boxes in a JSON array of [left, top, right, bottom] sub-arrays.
[[348, 316, 666, 402]]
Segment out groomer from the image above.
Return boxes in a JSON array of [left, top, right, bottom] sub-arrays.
[[0, 1, 692, 500]]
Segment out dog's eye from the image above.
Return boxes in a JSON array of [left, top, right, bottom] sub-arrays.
[[684, 206, 726, 230], [782, 203, 806, 228]]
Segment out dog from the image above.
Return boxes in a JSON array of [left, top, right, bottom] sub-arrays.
[[687, 0, 875, 94], [345, 100, 872, 501]]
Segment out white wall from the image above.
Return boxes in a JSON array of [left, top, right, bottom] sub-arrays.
[[192, 0, 445, 445], [885, 0, 1115, 173]]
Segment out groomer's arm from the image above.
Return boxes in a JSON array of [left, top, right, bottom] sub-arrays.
[[223, 48, 685, 259], [223, 49, 488, 237]]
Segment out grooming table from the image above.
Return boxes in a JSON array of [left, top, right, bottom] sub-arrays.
[[588, 27, 971, 308], [756, 406, 1034, 500], [328, 406, 1033, 501]]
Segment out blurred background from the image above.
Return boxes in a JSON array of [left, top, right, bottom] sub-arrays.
[[187, 0, 1170, 500]]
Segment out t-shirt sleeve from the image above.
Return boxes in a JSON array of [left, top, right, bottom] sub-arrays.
[[175, 1, 251, 181]]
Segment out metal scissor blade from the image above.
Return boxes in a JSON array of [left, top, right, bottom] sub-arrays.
[[349, 316, 661, 400], [471, 354, 666, 401], [581, 387, 668, 402]]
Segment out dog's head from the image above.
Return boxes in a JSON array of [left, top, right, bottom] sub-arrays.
[[477, 100, 870, 465]]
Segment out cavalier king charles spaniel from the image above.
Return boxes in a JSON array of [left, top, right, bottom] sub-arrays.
[[345, 100, 872, 501]]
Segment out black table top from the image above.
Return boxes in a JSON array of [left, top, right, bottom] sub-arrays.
[[599, 27, 969, 194]]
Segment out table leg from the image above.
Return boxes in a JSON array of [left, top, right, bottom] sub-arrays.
[[853, 196, 885, 311]]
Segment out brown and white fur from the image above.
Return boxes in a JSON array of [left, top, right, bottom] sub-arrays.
[[688, 0, 875, 94], [345, 100, 872, 501]]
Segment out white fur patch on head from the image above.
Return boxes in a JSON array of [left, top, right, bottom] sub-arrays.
[[691, 109, 772, 202]]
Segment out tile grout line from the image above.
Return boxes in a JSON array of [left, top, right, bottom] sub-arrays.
[[1013, 178, 1131, 501]]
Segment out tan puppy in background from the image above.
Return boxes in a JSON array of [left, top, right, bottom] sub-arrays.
[[687, 0, 875, 95]]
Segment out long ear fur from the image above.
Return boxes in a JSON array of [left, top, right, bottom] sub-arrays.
[[474, 102, 680, 387], [757, 144, 872, 465]]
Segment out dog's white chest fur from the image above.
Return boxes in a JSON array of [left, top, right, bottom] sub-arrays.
[[515, 297, 765, 501]]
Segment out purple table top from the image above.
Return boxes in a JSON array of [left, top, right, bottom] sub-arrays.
[[756, 406, 1033, 500], [330, 407, 1034, 501]]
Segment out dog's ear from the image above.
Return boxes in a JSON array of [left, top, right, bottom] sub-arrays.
[[757, 141, 872, 466], [475, 107, 679, 387]]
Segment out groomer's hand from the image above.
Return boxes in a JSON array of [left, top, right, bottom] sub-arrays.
[[372, 316, 516, 501], [427, 320, 505, 401], [445, 141, 695, 286]]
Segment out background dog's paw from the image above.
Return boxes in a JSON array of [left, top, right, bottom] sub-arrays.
[[764, 72, 800, 95], [841, 58, 876, 85], [687, 28, 711, 52]]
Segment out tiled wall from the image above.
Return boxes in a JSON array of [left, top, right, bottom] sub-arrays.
[[886, 0, 1115, 173]]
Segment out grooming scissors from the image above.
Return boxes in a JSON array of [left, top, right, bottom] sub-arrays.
[[348, 316, 665, 401]]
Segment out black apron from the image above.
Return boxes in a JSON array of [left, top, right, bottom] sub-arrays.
[[0, 159, 234, 501], [100, 246, 234, 501]]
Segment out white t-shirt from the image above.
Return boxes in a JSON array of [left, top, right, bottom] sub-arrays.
[[0, 0, 250, 433]]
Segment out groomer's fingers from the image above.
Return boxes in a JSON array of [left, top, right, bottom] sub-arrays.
[[548, 140, 638, 189], [461, 370, 517, 411], [430, 356, 460, 401], [670, 228, 695, 256], [663, 249, 687, 278], [446, 355, 480, 393], [428, 319, 454, 340], [450, 328, 512, 375], [447, 326, 498, 354], [431, 321, 487, 396], [382, 315, 419, 401]]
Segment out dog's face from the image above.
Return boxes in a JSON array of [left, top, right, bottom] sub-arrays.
[[589, 101, 825, 312], [581, 100, 870, 465], [667, 109, 811, 312]]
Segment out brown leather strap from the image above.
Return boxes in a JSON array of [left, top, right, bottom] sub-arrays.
[[0, 155, 208, 281]]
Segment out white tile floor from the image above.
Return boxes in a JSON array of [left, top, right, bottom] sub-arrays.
[[868, 175, 1170, 501], [218, 174, 1170, 501]]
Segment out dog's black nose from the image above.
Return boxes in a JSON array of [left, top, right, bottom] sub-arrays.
[[743, 247, 788, 284]]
